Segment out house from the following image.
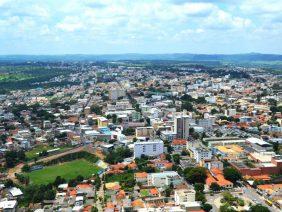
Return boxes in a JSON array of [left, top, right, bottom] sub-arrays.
[[0, 200, 17, 212], [134, 172, 148, 184], [8, 187, 23, 200], [206, 168, 233, 189], [172, 139, 187, 153]]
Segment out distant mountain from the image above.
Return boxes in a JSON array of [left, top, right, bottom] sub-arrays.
[[0, 53, 282, 62]]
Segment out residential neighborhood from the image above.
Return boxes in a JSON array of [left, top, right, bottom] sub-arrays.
[[0, 60, 281, 212]]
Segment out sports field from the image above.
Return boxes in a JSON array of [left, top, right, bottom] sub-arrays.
[[26, 159, 100, 185]]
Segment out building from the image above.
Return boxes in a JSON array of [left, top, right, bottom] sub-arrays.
[[171, 139, 187, 153], [190, 147, 212, 163], [160, 130, 177, 142], [135, 127, 154, 138], [133, 139, 164, 158], [206, 168, 233, 189], [0, 200, 17, 212], [109, 89, 126, 100], [134, 172, 148, 184], [174, 189, 196, 206], [148, 171, 183, 187], [174, 115, 190, 139], [97, 117, 109, 128]]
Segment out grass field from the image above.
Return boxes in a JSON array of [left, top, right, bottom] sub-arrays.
[[26, 159, 100, 185], [25, 145, 71, 160]]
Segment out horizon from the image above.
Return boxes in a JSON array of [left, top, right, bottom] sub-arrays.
[[0, 0, 282, 55], [0, 52, 282, 56]]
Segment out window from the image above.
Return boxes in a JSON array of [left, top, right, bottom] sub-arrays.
[[153, 144, 157, 151]]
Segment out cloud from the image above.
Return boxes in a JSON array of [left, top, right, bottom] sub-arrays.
[[0, 0, 281, 54], [56, 16, 85, 32]]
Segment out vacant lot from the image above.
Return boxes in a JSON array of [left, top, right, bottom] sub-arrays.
[[26, 145, 71, 161], [26, 159, 100, 185]]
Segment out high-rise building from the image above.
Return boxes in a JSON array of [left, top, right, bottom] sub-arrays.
[[174, 115, 190, 139], [133, 139, 164, 158]]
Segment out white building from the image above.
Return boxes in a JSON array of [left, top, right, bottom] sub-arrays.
[[190, 147, 212, 163], [174, 115, 190, 139], [133, 139, 164, 158], [174, 189, 196, 205], [109, 89, 126, 100], [0, 200, 17, 212], [148, 171, 183, 187]]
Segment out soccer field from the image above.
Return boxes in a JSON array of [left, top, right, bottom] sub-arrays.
[[26, 159, 100, 185]]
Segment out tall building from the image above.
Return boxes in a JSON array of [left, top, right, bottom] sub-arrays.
[[133, 139, 164, 158], [174, 115, 190, 139]]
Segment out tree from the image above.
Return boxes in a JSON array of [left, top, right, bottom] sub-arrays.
[[4, 179, 14, 188], [185, 167, 207, 184], [249, 204, 270, 212], [210, 182, 221, 192], [76, 175, 84, 182], [202, 203, 212, 212], [22, 164, 30, 172], [223, 167, 242, 184], [123, 127, 135, 136], [165, 183, 173, 197], [182, 101, 193, 111], [112, 114, 117, 124], [53, 176, 66, 186], [219, 203, 236, 212], [68, 179, 78, 187], [273, 141, 279, 154], [194, 183, 204, 192], [94, 175, 101, 190], [90, 105, 102, 115], [44, 189, 56, 200], [172, 154, 180, 165], [195, 191, 206, 203], [91, 206, 99, 212]]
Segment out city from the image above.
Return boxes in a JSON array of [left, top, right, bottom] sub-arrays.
[[0, 0, 282, 211], [0, 60, 281, 211]]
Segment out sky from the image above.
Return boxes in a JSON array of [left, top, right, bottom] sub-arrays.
[[0, 0, 282, 55]]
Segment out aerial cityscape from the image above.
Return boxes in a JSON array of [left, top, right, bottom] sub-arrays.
[[0, 1, 282, 212]]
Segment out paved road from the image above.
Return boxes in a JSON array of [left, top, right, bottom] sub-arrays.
[[242, 186, 280, 212], [206, 187, 280, 212]]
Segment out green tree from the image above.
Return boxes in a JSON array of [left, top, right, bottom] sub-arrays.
[[4, 179, 14, 188], [202, 203, 213, 212], [194, 183, 204, 192], [223, 167, 242, 184], [22, 164, 30, 172], [195, 191, 206, 203], [249, 204, 270, 212], [210, 182, 221, 192], [185, 167, 207, 184]]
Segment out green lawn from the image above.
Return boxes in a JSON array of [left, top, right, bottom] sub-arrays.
[[25, 159, 100, 185], [140, 189, 149, 197]]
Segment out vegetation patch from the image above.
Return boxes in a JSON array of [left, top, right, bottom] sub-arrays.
[[25, 159, 100, 185]]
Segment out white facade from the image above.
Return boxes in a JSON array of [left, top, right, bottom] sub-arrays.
[[134, 139, 164, 158], [148, 171, 183, 187], [174, 189, 196, 205], [191, 147, 212, 163]]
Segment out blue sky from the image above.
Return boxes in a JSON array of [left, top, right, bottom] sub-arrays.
[[0, 0, 282, 54]]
